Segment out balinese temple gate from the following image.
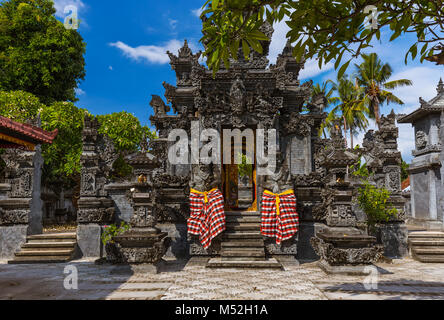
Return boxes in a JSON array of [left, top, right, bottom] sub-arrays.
[[76, 24, 407, 270]]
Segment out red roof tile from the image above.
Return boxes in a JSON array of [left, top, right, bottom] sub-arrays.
[[0, 116, 58, 144], [401, 176, 410, 190]]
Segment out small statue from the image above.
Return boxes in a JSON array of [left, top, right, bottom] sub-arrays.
[[263, 151, 293, 194], [190, 162, 221, 192], [138, 174, 147, 184], [230, 75, 246, 114], [150, 95, 170, 116]]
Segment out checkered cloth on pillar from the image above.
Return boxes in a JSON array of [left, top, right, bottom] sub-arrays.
[[188, 188, 226, 249], [260, 189, 299, 245]]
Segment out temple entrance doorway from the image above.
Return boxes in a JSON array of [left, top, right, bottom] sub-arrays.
[[221, 127, 257, 212]]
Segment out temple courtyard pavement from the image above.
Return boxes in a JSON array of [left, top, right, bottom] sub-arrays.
[[1, 258, 444, 300]]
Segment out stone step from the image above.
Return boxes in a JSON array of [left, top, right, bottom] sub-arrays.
[[221, 256, 266, 261], [8, 256, 73, 264], [221, 249, 265, 257], [408, 240, 444, 246], [225, 211, 260, 217], [223, 231, 262, 240], [27, 233, 77, 242], [207, 257, 282, 269], [226, 216, 261, 223], [15, 249, 74, 257], [412, 254, 444, 263], [22, 242, 76, 249], [226, 223, 260, 231], [412, 247, 444, 255], [409, 232, 444, 239], [221, 240, 264, 248]]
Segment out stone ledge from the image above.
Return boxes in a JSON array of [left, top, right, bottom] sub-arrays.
[[318, 259, 378, 275]]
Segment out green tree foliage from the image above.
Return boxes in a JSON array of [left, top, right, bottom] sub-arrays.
[[97, 111, 156, 153], [355, 53, 413, 127], [325, 75, 369, 148], [401, 159, 409, 182], [200, 0, 444, 74], [0, 90, 45, 122], [317, 53, 412, 145], [0, 0, 86, 104], [40, 101, 86, 188], [237, 152, 253, 179], [351, 154, 370, 179], [101, 221, 130, 246], [357, 181, 398, 231], [97, 111, 157, 179]]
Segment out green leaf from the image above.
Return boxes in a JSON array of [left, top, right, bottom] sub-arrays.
[[335, 50, 345, 70], [229, 39, 240, 59], [247, 38, 263, 54], [242, 40, 250, 59], [249, 29, 269, 41], [212, 0, 219, 10], [337, 60, 351, 79]]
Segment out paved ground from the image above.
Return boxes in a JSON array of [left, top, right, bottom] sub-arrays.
[[0, 257, 444, 300]]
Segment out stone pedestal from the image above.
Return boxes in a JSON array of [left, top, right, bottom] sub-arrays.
[[113, 229, 169, 264], [371, 222, 408, 258], [77, 197, 115, 258], [112, 151, 170, 264], [311, 228, 383, 274], [264, 235, 298, 256]]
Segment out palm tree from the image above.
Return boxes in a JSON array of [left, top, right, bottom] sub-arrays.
[[311, 81, 340, 138], [355, 53, 413, 127], [327, 75, 369, 148]]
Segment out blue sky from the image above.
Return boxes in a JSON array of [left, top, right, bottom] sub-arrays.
[[53, 0, 444, 162]]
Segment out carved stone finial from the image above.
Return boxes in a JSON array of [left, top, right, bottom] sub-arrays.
[[437, 78, 444, 94]]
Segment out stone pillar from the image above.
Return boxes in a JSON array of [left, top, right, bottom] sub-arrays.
[[77, 114, 115, 258], [0, 145, 43, 259], [362, 111, 408, 257]]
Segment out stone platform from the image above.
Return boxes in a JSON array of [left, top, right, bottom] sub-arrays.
[[2, 258, 444, 300]]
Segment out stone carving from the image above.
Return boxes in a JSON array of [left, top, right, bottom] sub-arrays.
[[264, 237, 298, 255], [415, 130, 428, 150], [284, 113, 314, 137], [262, 151, 292, 194], [230, 75, 246, 114], [0, 208, 29, 225], [114, 234, 170, 264], [150, 95, 171, 116], [190, 162, 221, 192], [2, 149, 35, 198], [77, 207, 114, 224], [130, 206, 157, 228], [311, 236, 383, 266]]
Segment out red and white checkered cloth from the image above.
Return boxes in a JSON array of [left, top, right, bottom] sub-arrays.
[[188, 188, 226, 249], [260, 190, 299, 245]]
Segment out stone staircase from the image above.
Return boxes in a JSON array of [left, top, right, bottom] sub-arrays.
[[409, 231, 444, 263], [207, 211, 282, 269], [8, 232, 77, 264]]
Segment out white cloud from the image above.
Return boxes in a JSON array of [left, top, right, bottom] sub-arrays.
[[300, 59, 334, 80], [191, 8, 204, 17], [110, 40, 199, 64], [268, 19, 290, 65], [75, 88, 85, 96], [52, 0, 85, 18], [108, 66, 113, 71], [390, 67, 443, 106], [169, 19, 178, 30], [268, 19, 334, 80]]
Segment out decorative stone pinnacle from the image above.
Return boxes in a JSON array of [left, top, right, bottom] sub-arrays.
[[437, 78, 444, 94]]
